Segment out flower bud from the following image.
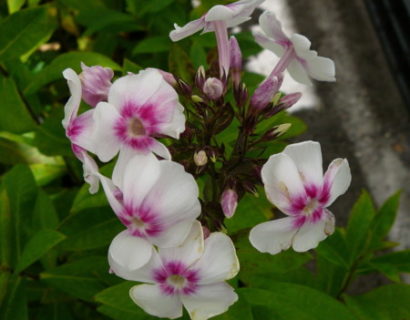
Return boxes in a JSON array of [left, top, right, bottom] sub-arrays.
[[266, 123, 292, 139], [250, 74, 283, 110], [229, 36, 242, 87], [157, 69, 177, 87], [279, 92, 302, 109], [234, 83, 248, 108], [202, 225, 211, 239], [220, 189, 238, 218], [203, 77, 224, 100], [195, 66, 206, 89], [194, 150, 208, 166], [80, 62, 113, 107], [191, 95, 204, 103]]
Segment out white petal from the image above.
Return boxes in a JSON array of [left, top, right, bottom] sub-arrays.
[[283, 141, 323, 187], [145, 160, 201, 223], [159, 221, 204, 266], [122, 153, 161, 209], [261, 153, 306, 213], [112, 146, 138, 188], [79, 150, 100, 194], [108, 230, 153, 279], [306, 55, 336, 82], [62, 68, 81, 129], [169, 18, 205, 42], [205, 5, 235, 21], [290, 33, 312, 56], [249, 217, 298, 254], [157, 103, 186, 139], [108, 70, 163, 111], [292, 218, 328, 252], [259, 11, 288, 42], [323, 158, 351, 206], [181, 282, 238, 320], [193, 233, 239, 284], [91, 102, 121, 162], [287, 59, 312, 86], [151, 219, 198, 248], [70, 109, 97, 152], [97, 173, 123, 216], [130, 284, 183, 319], [253, 32, 285, 57], [150, 140, 171, 160]]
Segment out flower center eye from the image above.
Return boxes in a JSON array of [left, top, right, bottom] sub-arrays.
[[128, 117, 145, 136], [303, 199, 318, 215], [167, 275, 186, 288], [132, 217, 145, 228]]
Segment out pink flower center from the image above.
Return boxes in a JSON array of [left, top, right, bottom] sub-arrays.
[[128, 117, 146, 137], [120, 205, 162, 238], [153, 261, 199, 296]]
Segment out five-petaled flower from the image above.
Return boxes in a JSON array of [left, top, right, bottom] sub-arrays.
[[254, 11, 336, 85], [109, 221, 239, 320], [250, 141, 351, 254]]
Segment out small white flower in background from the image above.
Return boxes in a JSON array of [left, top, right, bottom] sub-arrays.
[[254, 11, 336, 85], [250, 141, 351, 254], [170, 0, 264, 76], [79, 62, 113, 107], [109, 221, 239, 320], [62, 68, 100, 193], [98, 153, 201, 267]]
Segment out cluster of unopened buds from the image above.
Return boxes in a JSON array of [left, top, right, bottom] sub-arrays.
[[62, 0, 352, 319]]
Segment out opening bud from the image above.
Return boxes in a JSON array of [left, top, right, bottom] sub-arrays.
[[194, 150, 208, 166], [80, 62, 113, 107], [220, 189, 238, 218], [203, 77, 224, 100], [195, 66, 206, 89], [268, 123, 292, 138], [279, 92, 302, 110], [250, 74, 283, 111], [156, 69, 177, 86]]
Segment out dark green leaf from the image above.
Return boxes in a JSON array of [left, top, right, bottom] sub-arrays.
[[15, 229, 66, 273], [133, 36, 171, 54], [0, 275, 28, 320]]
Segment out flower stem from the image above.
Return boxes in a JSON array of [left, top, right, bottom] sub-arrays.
[[213, 21, 230, 78], [269, 46, 295, 78]]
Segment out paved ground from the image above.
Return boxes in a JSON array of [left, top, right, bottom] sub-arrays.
[[249, 0, 410, 290]]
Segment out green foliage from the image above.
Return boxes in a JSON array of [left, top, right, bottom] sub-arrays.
[[0, 1, 407, 319]]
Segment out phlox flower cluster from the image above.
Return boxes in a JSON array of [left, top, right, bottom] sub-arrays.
[[61, 1, 351, 319]]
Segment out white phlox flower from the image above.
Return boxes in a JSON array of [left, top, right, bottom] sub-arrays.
[[254, 11, 336, 85], [109, 221, 240, 320], [250, 141, 351, 254]]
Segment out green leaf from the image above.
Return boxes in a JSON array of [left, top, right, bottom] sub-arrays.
[[0, 186, 12, 268], [133, 36, 171, 54], [7, 0, 26, 14], [96, 282, 151, 320], [368, 192, 400, 250], [344, 284, 410, 320], [241, 285, 356, 320], [0, 77, 36, 134], [345, 191, 376, 263], [364, 250, 410, 281], [190, 40, 207, 68], [0, 275, 28, 320], [316, 228, 350, 268], [214, 291, 253, 320], [15, 229, 65, 273], [0, 6, 57, 61], [169, 44, 195, 82], [33, 190, 59, 230], [24, 51, 121, 94], [3, 165, 38, 267], [40, 256, 109, 301]]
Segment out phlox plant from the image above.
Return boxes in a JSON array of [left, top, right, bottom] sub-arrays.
[[0, 1, 408, 320]]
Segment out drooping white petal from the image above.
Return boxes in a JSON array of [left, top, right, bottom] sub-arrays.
[[157, 103, 186, 139], [286, 59, 312, 86], [170, 18, 205, 42], [261, 153, 306, 213], [79, 149, 99, 194], [108, 230, 153, 277], [150, 219, 198, 248], [130, 284, 183, 319], [259, 11, 288, 42], [91, 102, 121, 162], [306, 55, 336, 82], [108, 70, 163, 111], [150, 140, 172, 160], [97, 173, 123, 216], [159, 221, 204, 267], [193, 233, 239, 284], [249, 217, 298, 254], [112, 146, 138, 188], [62, 68, 82, 129], [181, 282, 238, 320], [69, 109, 97, 152], [283, 141, 323, 187], [323, 158, 351, 206], [122, 153, 161, 209], [144, 160, 201, 222], [292, 218, 328, 252]]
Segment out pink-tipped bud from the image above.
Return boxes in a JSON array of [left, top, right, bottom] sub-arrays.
[[229, 36, 242, 87], [194, 150, 208, 166], [195, 66, 206, 89], [250, 75, 283, 110], [220, 189, 238, 218], [203, 77, 224, 100], [157, 69, 177, 87], [279, 92, 302, 109], [80, 62, 113, 107]]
